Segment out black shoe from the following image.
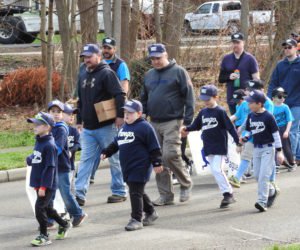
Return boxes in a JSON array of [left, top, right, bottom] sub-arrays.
[[107, 195, 127, 203], [255, 202, 267, 212], [267, 189, 278, 208], [220, 192, 236, 208], [76, 196, 85, 206], [90, 178, 95, 184], [72, 213, 88, 227]]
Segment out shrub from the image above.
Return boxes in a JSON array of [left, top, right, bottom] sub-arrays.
[[0, 67, 66, 107]]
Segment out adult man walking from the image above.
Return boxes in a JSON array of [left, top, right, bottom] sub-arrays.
[[141, 44, 194, 206], [75, 44, 127, 206], [219, 33, 260, 114], [90, 37, 131, 184], [267, 38, 300, 164]]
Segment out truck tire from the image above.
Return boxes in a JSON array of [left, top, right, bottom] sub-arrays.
[[0, 16, 26, 44], [227, 21, 240, 35], [183, 21, 192, 36]]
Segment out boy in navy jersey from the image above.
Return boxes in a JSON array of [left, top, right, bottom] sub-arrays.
[[63, 103, 81, 192], [27, 112, 71, 246], [48, 100, 87, 228], [272, 87, 296, 172], [241, 90, 284, 212], [181, 85, 241, 208], [101, 100, 163, 231]]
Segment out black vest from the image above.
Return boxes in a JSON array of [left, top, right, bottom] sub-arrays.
[[108, 56, 124, 74]]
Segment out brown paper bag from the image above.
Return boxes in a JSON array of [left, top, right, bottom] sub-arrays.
[[94, 99, 116, 122]]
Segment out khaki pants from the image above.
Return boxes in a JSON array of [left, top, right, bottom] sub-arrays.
[[151, 119, 192, 200]]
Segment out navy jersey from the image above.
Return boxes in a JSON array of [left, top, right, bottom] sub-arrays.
[[187, 105, 239, 156], [245, 110, 279, 146], [111, 118, 161, 183], [68, 125, 81, 171], [27, 134, 58, 190], [52, 122, 71, 173]]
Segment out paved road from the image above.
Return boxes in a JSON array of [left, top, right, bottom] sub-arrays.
[[1, 167, 300, 250]]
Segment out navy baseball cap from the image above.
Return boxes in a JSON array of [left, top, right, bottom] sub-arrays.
[[64, 103, 78, 114], [148, 44, 166, 57], [231, 32, 244, 42], [272, 87, 287, 98], [232, 89, 246, 102], [48, 100, 64, 111], [122, 99, 143, 113], [199, 85, 218, 101], [245, 89, 266, 104], [27, 112, 55, 127], [246, 79, 264, 90], [102, 37, 116, 48], [80, 43, 101, 57], [282, 39, 297, 47]]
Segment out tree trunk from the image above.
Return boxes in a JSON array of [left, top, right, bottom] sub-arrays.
[[240, 0, 249, 46], [113, 0, 122, 53], [129, 0, 140, 57], [40, 0, 47, 67], [46, 0, 54, 105], [121, 0, 130, 61], [78, 0, 98, 45], [56, 0, 78, 99], [103, 0, 112, 36], [154, 0, 162, 43], [162, 0, 185, 61], [262, 0, 300, 84]]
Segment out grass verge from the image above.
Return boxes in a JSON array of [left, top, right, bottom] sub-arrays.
[[0, 150, 32, 170], [269, 244, 300, 250], [0, 131, 35, 149]]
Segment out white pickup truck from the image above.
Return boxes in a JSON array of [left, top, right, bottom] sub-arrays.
[[184, 1, 273, 35]]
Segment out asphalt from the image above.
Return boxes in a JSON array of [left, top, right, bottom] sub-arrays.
[[1, 166, 300, 250]]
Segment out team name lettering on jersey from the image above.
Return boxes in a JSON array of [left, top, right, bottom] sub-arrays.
[[118, 128, 135, 145], [249, 119, 265, 135], [202, 116, 218, 130], [32, 150, 42, 164], [68, 136, 74, 148]]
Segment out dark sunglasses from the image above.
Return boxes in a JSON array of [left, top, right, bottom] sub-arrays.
[[275, 95, 286, 99], [284, 46, 293, 50]]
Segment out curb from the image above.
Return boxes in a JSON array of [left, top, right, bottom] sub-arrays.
[[0, 149, 192, 184]]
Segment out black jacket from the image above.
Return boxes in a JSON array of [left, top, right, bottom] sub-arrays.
[[77, 62, 126, 130]]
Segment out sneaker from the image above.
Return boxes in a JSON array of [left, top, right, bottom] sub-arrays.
[[288, 164, 297, 172], [125, 218, 143, 231], [89, 178, 95, 184], [72, 213, 88, 227], [143, 210, 159, 226], [270, 182, 281, 195], [276, 166, 280, 174], [267, 189, 278, 208], [76, 196, 85, 206], [31, 234, 51, 246], [255, 202, 267, 212], [229, 175, 241, 188], [244, 173, 253, 179], [56, 221, 72, 240], [107, 195, 127, 203], [180, 185, 192, 202], [152, 196, 175, 206], [220, 192, 236, 208]]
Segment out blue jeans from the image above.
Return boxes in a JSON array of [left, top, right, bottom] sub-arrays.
[[90, 156, 100, 180], [58, 171, 83, 219], [290, 106, 300, 160], [75, 124, 126, 200]]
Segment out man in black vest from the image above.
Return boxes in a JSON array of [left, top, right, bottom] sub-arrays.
[[102, 37, 130, 94]]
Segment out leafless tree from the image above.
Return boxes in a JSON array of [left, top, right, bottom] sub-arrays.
[[154, 0, 162, 43], [240, 0, 249, 46], [113, 0, 122, 52], [40, 0, 47, 67], [103, 0, 112, 36]]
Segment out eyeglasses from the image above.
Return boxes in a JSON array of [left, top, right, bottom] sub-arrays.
[[275, 95, 286, 99], [284, 46, 293, 50]]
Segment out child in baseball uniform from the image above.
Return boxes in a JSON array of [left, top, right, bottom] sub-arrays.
[[240, 90, 284, 212], [272, 87, 296, 172], [181, 85, 241, 208], [101, 100, 163, 231], [27, 112, 71, 246], [229, 80, 275, 188]]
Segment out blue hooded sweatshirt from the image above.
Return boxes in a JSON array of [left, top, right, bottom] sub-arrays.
[[267, 56, 300, 108]]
